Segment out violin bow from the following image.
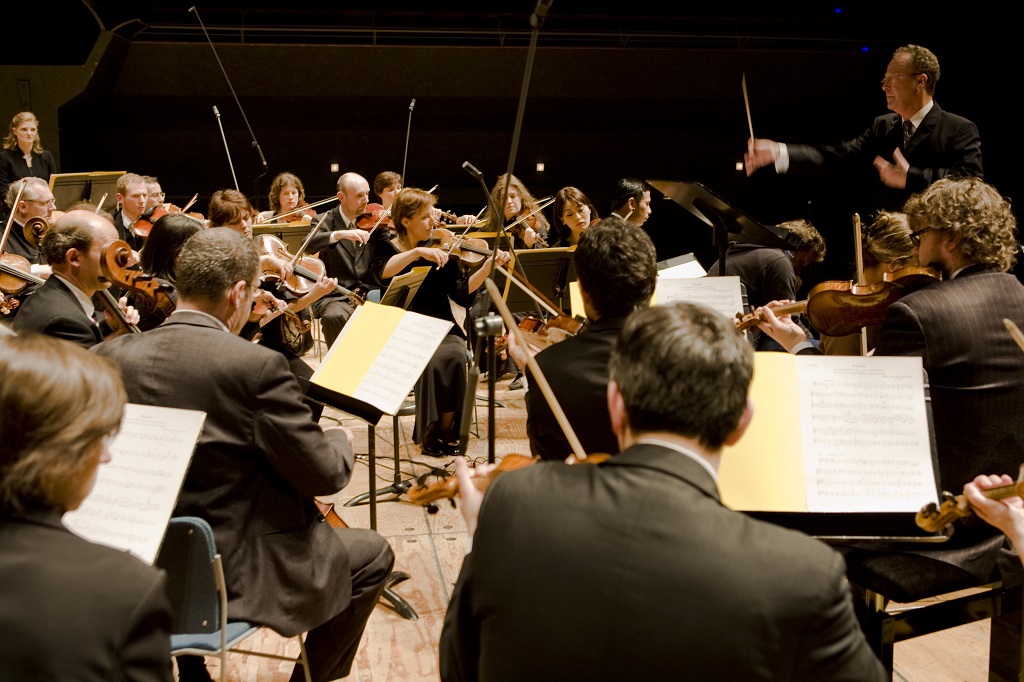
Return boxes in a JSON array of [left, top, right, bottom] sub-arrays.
[[268, 195, 338, 223], [852, 213, 869, 356], [742, 73, 755, 143], [1005, 319, 1024, 354], [95, 193, 108, 214], [291, 216, 327, 264], [484, 277, 588, 461], [0, 179, 27, 255]]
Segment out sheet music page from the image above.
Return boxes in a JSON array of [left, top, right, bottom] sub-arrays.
[[655, 276, 743, 321], [313, 302, 453, 415], [658, 260, 707, 278], [63, 404, 205, 565], [796, 355, 937, 512]]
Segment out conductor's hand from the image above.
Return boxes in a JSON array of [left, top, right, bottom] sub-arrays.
[[745, 138, 781, 176], [874, 148, 910, 189], [454, 456, 497, 538], [965, 474, 1024, 557], [755, 299, 809, 352]]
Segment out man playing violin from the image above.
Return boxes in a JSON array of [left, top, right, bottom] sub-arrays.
[[94, 228, 394, 682], [758, 178, 1024, 670], [143, 175, 164, 212], [12, 210, 139, 347], [441, 302, 885, 681], [508, 215, 657, 461], [308, 171, 374, 348], [3, 177, 53, 278], [111, 172, 149, 252]]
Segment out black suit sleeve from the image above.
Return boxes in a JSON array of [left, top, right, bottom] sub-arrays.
[[120, 569, 174, 682], [253, 351, 355, 496], [308, 213, 337, 253], [906, 118, 983, 192], [42, 313, 103, 349], [873, 299, 927, 358]]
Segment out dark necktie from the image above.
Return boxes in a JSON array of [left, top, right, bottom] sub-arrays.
[[903, 120, 915, 148]]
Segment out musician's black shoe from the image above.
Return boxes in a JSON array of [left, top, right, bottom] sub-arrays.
[[508, 372, 524, 390], [421, 435, 460, 457]]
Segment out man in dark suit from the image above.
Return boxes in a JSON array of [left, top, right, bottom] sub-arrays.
[[110, 172, 150, 252], [94, 228, 394, 682], [3, 176, 53, 276], [509, 215, 657, 460], [745, 44, 982, 215], [441, 302, 885, 681], [13, 209, 138, 347], [308, 171, 374, 347]]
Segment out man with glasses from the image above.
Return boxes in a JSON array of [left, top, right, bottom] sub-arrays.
[[757, 179, 1024, 673], [2, 177, 53, 279], [744, 44, 982, 212], [143, 176, 164, 212]]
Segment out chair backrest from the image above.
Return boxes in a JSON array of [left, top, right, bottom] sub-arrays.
[[155, 516, 222, 635]]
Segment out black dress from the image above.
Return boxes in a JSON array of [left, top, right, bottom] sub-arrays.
[[372, 238, 473, 443]]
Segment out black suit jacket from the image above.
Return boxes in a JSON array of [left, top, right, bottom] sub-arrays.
[[12, 276, 103, 347], [308, 207, 381, 293], [787, 102, 983, 211], [94, 312, 357, 636], [0, 509, 172, 682], [441, 443, 885, 682], [525, 315, 623, 460], [111, 207, 144, 252], [0, 148, 56, 204]]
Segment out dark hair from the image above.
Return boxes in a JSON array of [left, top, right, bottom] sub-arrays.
[[780, 219, 826, 263], [610, 178, 649, 214], [207, 189, 255, 228], [574, 216, 657, 319], [139, 214, 205, 282], [1, 334, 126, 514], [481, 174, 550, 236], [610, 303, 753, 450], [175, 228, 260, 302], [268, 172, 306, 214], [374, 171, 402, 198], [41, 211, 96, 266], [551, 186, 600, 246]]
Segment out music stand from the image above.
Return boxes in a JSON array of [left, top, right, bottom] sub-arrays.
[[379, 267, 429, 309], [494, 248, 575, 313], [648, 180, 804, 276], [49, 171, 125, 211]]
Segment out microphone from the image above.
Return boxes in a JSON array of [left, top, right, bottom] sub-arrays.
[[409, 98, 416, 111], [462, 161, 484, 179], [212, 105, 220, 118], [188, 6, 196, 12], [252, 141, 267, 168]]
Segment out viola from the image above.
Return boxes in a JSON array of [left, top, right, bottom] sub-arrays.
[[734, 265, 942, 337], [0, 252, 43, 296], [314, 499, 349, 528], [101, 239, 177, 319], [406, 452, 609, 508], [516, 313, 585, 351], [917, 468, 1024, 533], [254, 234, 364, 305]]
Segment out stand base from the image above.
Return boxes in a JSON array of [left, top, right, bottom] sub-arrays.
[[380, 571, 418, 620]]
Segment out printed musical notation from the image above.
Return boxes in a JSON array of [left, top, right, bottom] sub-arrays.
[[63, 404, 205, 564], [655, 275, 744, 322]]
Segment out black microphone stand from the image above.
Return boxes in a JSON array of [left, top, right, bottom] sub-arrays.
[[400, 98, 416, 185], [190, 6, 269, 208], [459, 0, 553, 465]]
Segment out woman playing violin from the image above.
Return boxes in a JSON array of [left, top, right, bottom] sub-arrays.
[[372, 187, 510, 456], [479, 174, 550, 250], [550, 186, 600, 247], [374, 171, 402, 212], [258, 172, 314, 224]]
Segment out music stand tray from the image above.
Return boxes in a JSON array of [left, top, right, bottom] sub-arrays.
[[379, 266, 430, 309], [49, 171, 125, 211], [496, 248, 575, 314]]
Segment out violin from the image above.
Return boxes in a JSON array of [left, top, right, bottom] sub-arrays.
[[406, 452, 609, 509], [314, 498, 349, 528], [133, 199, 205, 239], [430, 227, 492, 266], [101, 239, 177, 319], [355, 203, 394, 232], [734, 265, 942, 337], [516, 313, 585, 351], [916, 467, 1024, 533], [254, 234, 365, 305], [0, 252, 42, 296]]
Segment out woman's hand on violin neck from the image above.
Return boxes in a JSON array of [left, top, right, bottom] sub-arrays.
[[455, 214, 477, 226], [454, 456, 496, 536], [483, 249, 511, 270], [522, 227, 538, 248], [333, 229, 370, 245], [416, 247, 449, 268]]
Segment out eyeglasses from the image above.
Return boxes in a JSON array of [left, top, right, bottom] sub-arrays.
[[881, 72, 923, 87], [909, 226, 936, 246], [151, 192, 166, 200], [25, 198, 55, 206]]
